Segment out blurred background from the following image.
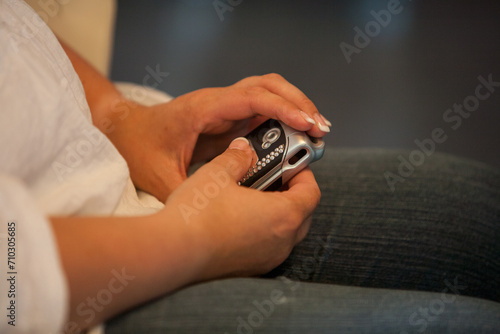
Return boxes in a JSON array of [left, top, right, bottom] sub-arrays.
[[97, 1, 500, 167]]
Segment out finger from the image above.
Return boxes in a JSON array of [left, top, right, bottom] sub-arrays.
[[295, 215, 314, 245], [282, 167, 321, 217], [219, 87, 315, 132], [201, 137, 254, 182], [253, 74, 318, 114], [240, 74, 332, 135]]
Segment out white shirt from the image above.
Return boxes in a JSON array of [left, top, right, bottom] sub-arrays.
[[0, 0, 164, 332]]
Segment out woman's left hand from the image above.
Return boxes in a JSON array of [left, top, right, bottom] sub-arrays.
[[106, 74, 331, 202]]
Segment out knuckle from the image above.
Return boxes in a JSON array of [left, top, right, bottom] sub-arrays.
[[298, 96, 317, 112], [312, 185, 321, 206], [274, 105, 288, 120], [235, 75, 260, 87], [262, 72, 285, 82], [233, 77, 246, 86]]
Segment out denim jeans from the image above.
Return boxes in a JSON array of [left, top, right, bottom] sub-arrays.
[[106, 148, 500, 333]]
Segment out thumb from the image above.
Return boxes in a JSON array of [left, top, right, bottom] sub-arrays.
[[206, 137, 253, 182]]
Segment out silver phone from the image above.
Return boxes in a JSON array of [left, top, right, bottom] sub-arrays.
[[239, 119, 325, 191]]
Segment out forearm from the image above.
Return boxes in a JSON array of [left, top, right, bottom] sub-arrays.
[[47, 139, 320, 332], [50, 213, 210, 332], [60, 41, 132, 132]]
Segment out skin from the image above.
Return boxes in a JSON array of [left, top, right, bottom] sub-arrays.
[[51, 43, 329, 332]]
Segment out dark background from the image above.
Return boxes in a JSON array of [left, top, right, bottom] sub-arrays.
[[111, 0, 500, 168]]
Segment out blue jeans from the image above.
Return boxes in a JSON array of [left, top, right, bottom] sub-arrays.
[[106, 148, 500, 333]]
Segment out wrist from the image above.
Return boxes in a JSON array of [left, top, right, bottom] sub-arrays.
[[150, 206, 216, 286], [91, 94, 139, 135]]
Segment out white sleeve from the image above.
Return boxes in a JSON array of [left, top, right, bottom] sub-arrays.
[[0, 174, 68, 334]]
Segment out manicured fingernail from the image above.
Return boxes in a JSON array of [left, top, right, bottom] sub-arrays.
[[320, 114, 332, 127], [299, 110, 316, 125], [314, 114, 330, 133], [229, 137, 250, 150]]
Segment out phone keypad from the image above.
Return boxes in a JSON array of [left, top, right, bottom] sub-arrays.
[[239, 145, 285, 185]]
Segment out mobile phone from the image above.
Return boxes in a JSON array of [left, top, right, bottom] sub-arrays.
[[238, 119, 325, 191]]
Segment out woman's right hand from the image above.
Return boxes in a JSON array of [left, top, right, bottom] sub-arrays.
[[50, 137, 319, 330], [161, 137, 321, 280]]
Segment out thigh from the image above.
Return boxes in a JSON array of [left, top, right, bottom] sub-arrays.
[[105, 277, 500, 334], [265, 148, 500, 302]]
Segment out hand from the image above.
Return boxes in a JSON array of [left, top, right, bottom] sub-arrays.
[[186, 73, 331, 163], [63, 40, 328, 202], [161, 137, 321, 278], [107, 74, 331, 202]]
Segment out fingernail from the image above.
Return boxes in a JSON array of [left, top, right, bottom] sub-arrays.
[[229, 137, 250, 150], [320, 114, 332, 127], [299, 110, 316, 125], [314, 114, 330, 133]]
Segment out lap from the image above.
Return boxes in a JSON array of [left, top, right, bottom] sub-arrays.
[[106, 277, 500, 334], [106, 148, 500, 332], [266, 148, 500, 302]]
